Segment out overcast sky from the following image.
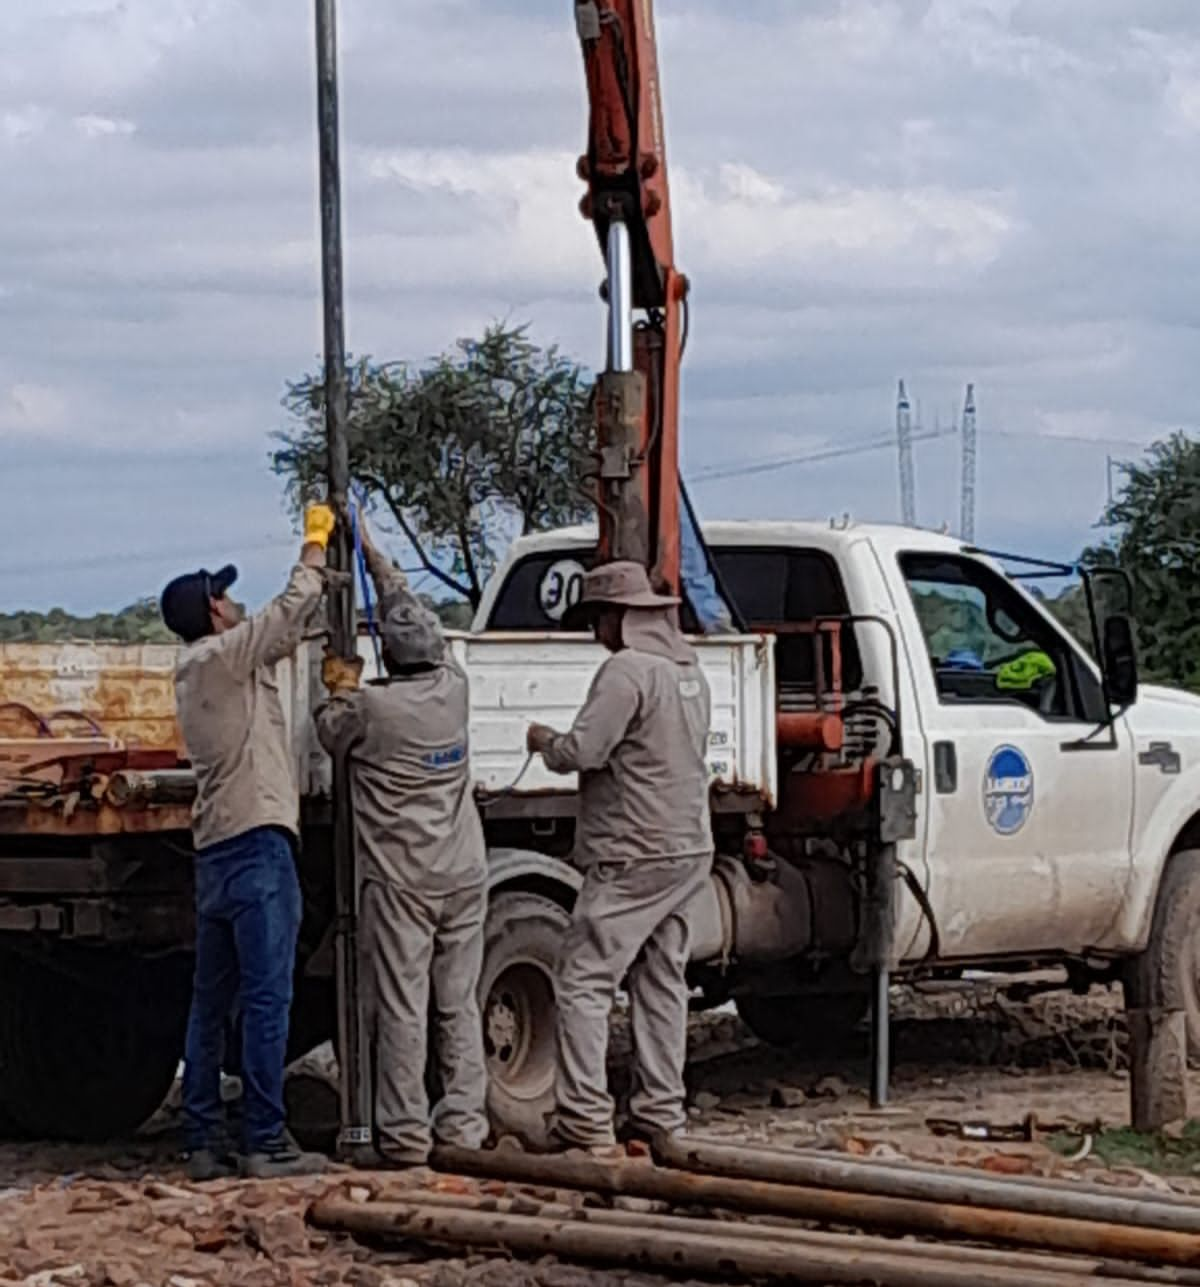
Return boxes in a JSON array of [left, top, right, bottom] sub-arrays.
[[2, 0, 1197, 613]]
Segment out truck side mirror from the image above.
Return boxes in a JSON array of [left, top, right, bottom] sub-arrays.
[[1102, 615, 1138, 708]]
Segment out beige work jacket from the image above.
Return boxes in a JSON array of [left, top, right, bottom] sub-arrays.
[[314, 561, 486, 895], [175, 563, 325, 851], [542, 611, 713, 867]]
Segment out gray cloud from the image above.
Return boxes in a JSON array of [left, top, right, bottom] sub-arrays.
[[0, 0, 1196, 613]]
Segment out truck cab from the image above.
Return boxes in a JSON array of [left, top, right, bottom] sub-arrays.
[[474, 519, 1200, 1067]]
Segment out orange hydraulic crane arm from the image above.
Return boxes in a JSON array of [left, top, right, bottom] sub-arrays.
[[574, 0, 688, 595]]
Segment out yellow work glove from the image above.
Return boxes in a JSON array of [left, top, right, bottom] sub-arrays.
[[304, 502, 337, 550], [322, 650, 364, 694]]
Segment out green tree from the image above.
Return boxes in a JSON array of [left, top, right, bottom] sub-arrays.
[[1038, 583, 1095, 656], [1085, 432, 1200, 689], [273, 322, 594, 609], [0, 599, 174, 643]]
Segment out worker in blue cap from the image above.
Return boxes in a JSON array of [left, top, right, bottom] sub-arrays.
[[160, 503, 334, 1181]]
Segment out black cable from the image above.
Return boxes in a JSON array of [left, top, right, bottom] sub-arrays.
[[897, 859, 940, 963], [840, 699, 900, 756]]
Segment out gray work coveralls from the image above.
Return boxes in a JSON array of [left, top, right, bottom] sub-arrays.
[[541, 609, 713, 1146], [315, 551, 488, 1163]]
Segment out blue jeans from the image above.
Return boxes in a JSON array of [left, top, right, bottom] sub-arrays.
[[182, 826, 302, 1153]]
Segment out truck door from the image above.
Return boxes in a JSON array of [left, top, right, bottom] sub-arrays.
[[896, 552, 1133, 958]]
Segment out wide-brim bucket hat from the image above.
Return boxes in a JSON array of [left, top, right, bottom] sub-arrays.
[[563, 560, 680, 627]]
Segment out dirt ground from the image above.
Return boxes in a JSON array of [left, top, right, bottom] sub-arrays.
[[2, 976, 1198, 1287]]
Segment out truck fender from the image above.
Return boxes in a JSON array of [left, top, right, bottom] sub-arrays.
[[1117, 765, 1200, 950], [486, 847, 582, 904]]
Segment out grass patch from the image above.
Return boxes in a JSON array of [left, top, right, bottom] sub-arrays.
[[1048, 1120, 1200, 1175]]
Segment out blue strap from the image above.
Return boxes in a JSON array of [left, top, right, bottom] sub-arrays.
[[349, 489, 383, 673]]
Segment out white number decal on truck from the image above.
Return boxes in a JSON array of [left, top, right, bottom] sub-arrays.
[[539, 559, 586, 622]]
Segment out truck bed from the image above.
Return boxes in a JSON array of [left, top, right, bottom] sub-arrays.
[[0, 631, 778, 828]]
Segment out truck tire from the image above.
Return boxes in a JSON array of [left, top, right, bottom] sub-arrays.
[[0, 954, 185, 1141], [735, 992, 869, 1050], [1129, 848, 1200, 1060], [479, 890, 570, 1147]]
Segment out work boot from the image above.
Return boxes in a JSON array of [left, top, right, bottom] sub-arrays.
[[352, 1144, 430, 1175], [533, 1131, 625, 1162], [579, 1142, 626, 1162], [181, 1147, 238, 1183], [240, 1134, 327, 1179], [622, 1120, 701, 1144]]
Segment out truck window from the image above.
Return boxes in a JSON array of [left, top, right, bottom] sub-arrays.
[[488, 551, 595, 630], [487, 544, 862, 691], [899, 552, 1104, 722], [707, 548, 863, 692]]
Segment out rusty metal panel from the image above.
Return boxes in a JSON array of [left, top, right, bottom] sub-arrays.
[[0, 643, 182, 750]]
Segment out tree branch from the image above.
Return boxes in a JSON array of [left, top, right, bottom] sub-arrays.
[[376, 488, 473, 601], [457, 518, 483, 604]]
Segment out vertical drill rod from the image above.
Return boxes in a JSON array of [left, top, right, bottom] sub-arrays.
[[314, 0, 370, 1155]]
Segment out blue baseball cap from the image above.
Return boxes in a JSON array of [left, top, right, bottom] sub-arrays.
[[160, 564, 238, 642]]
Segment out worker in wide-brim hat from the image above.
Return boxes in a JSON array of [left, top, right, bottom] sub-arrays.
[[526, 560, 714, 1157]]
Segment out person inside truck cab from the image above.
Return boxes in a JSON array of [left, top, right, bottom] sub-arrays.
[[160, 504, 334, 1183], [525, 560, 713, 1157], [314, 516, 489, 1170]]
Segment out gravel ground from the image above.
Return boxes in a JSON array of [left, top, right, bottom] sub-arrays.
[[1, 976, 1196, 1286]]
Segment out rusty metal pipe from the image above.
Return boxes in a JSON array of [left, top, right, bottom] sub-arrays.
[[105, 769, 197, 808], [655, 1135, 1200, 1237], [383, 1188, 1177, 1281], [430, 1146, 1200, 1267], [776, 711, 844, 752], [310, 1197, 1141, 1287]]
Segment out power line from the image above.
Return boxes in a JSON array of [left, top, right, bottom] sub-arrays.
[[990, 428, 1146, 449], [688, 422, 1150, 488], [0, 534, 429, 587], [0, 535, 301, 580], [688, 425, 952, 485]]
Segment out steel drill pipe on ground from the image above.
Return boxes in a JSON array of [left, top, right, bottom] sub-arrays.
[[309, 1197, 1147, 1287], [764, 1139, 1200, 1211], [379, 1187, 1200, 1285], [654, 1135, 1200, 1235], [430, 1146, 1200, 1267]]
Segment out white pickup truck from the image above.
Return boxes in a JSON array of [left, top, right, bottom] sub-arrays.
[[465, 518, 1200, 1133], [1, 517, 1197, 1143]]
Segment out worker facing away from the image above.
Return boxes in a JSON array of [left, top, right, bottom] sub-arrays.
[[315, 517, 489, 1168], [161, 503, 336, 1182], [526, 561, 714, 1156]]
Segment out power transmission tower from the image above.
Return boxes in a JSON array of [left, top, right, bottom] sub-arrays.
[[896, 379, 916, 526], [960, 382, 977, 542]]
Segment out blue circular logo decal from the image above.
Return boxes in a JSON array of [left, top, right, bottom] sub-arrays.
[[983, 745, 1034, 836]]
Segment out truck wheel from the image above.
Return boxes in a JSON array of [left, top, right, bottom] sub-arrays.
[[0, 955, 185, 1141], [479, 890, 570, 1146], [735, 992, 869, 1049], [1129, 848, 1200, 1059]]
